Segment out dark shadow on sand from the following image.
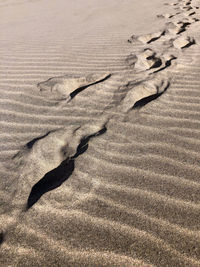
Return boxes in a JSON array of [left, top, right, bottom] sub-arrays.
[[0, 232, 4, 245], [152, 56, 177, 74], [70, 74, 111, 100], [132, 81, 170, 109], [26, 131, 54, 149], [26, 126, 107, 210], [133, 93, 164, 109]]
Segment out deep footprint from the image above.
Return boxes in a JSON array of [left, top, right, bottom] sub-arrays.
[[152, 54, 177, 74], [173, 35, 195, 48], [26, 125, 107, 209], [120, 76, 170, 112], [166, 21, 191, 34], [128, 49, 176, 73], [134, 49, 163, 71]]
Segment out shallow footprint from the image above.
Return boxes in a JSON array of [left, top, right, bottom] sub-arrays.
[[138, 30, 165, 44], [162, 12, 181, 18], [128, 30, 165, 44], [38, 72, 111, 102]]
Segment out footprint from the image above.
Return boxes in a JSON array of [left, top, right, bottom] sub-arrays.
[[166, 21, 190, 34], [163, 12, 181, 18], [173, 35, 195, 49], [176, 16, 198, 23], [120, 76, 170, 112], [14, 119, 108, 209], [15, 120, 108, 177], [176, 20, 191, 26], [38, 73, 111, 102], [183, 0, 191, 6], [182, 6, 193, 11], [164, 2, 175, 6], [152, 54, 177, 74], [26, 123, 107, 209], [162, 13, 172, 18], [128, 30, 165, 44], [184, 10, 196, 16], [192, 17, 200, 22], [164, 2, 180, 6], [134, 49, 162, 71], [134, 49, 177, 73], [166, 22, 185, 35], [137, 30, 165, 44]]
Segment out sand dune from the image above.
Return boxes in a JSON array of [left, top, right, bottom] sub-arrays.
[[1, 0, 200, 266]]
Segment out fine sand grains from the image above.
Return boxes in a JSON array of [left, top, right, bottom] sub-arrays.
[[1, 0, 200, 266]]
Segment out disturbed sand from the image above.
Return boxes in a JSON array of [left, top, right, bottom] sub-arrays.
[[1, 0, 200, 266]]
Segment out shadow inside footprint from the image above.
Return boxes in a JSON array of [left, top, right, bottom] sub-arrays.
[[38, 73, 111, 102], [70, 74, 111, 100], [182, 39, 196, 49], [26, 131, 54, 149], [0, 232, 4, 245], [152, 56, 177, 74], [147, 31, 165, 44], [132, 82, 170, 109], [133, 92, 164, 109], [26, 159, 75, 210], [26, 126, 107, 210]]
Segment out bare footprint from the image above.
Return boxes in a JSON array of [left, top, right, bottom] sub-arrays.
[[176, 16, 199, 23], [120, 76, 170, 112], [138, 30, 165, 44], [38, 73, 111, 102], [134, 49, 162, 71], [152, 54, 177, 74], [184, 10, 196, 16], [164, 2, 177, 6], [173, 35, 195, 49], [184, 0, 191, 5], [182, 6, 193, 11], [128, 30, 165, 44], [166, 23, 185, 35], [13, 119, 108, 209], [166, 21, 190, 34], [163, 12, 181, 18]]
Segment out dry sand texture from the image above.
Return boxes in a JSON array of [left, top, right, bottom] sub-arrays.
[[1, 0, 200, 266]]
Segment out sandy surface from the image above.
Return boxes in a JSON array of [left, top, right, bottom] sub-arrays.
[[1, 0, 200, 266]]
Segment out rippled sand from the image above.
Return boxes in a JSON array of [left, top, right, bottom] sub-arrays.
[[1, 0, 200, 266]]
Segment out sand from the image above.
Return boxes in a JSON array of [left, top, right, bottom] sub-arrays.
[[0, 0, 200, 266]]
